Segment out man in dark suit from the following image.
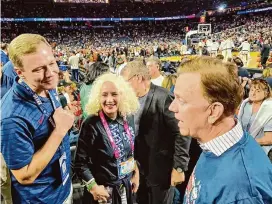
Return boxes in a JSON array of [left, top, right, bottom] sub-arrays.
[[261, 40, 271, 68], [121, 60, 191, 204]]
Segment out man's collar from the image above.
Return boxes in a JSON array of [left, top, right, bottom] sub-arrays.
[[152, 74, 163, 80], [199, 121, 244, 156], [14, 76, 49, 103]]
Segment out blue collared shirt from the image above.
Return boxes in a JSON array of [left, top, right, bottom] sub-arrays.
[[1, 77, 71, 204]]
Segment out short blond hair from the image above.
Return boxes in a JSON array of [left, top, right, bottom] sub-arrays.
[[178, 56, 243, 117], [122, 60, 151, 80], [8, 33, 50, 68], [85, 73, 139, 117]]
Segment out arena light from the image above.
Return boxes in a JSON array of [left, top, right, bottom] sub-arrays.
[[218, 5, 226, 11]]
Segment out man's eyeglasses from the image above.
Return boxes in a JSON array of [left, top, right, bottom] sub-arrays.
[[127, 74, 137, 82]]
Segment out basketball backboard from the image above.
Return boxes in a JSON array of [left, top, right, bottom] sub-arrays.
[[198, 24, 212, 34]]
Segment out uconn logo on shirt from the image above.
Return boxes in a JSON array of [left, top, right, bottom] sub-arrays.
[[184, 169, 201, 204]]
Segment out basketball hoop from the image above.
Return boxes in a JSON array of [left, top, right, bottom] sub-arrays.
[[198, 24, 212, 35]]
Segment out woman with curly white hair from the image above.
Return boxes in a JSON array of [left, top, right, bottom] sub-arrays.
[[74, 73, 140, 204]]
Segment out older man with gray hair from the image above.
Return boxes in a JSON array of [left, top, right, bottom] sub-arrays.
[[169, 56, 272, 203], [121, 60, 191, 204], [146, 56, 164, 87]]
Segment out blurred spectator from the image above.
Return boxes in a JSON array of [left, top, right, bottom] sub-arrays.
[[238, 79, 272, 159], [70, 82, 80, 101], [1, 153, 12, 204], [263, 67, 272, 88], [146, 56, 164, 87], [68, 51, 80, 82], [59, 80, 73, 110], [233, 57, 250, 78], [1, 43, 9, 67], [58, 86, 70, 110], [162, 73, 177, 93], [1, 61, 17, 98], [261, 40, 271, 68], [80, 62, 109, 119]]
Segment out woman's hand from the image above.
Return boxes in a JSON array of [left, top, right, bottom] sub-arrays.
[[131, 163, 140, 193], [89, 184, 110, 202]]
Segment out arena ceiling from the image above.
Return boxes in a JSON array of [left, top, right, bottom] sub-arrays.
[[15, 0, 264, 3], [4, 0, 266, 8]]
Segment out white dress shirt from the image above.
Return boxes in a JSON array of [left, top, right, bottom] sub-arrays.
[[199, 121, 243, 156]]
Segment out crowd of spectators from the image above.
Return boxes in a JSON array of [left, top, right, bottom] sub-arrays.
[[212, 12, 272, 40], [1, 0, 270, 18], [1, 2, 208, 18], [1, 12, 271, 62]]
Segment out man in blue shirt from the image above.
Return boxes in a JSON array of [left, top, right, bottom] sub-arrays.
[[169, 57, 272, 204], [1, 34, 75, 204], [58, 60, 68, 72], [1, 43, 9, 67], [1, 61, 17, 98]]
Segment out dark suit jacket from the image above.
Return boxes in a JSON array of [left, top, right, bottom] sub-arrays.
[[135, 83, 191, 187], [261, 44, 271, 58]]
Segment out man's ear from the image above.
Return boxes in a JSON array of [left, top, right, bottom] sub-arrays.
[[15, 67, 24, 79], [208, 102, 225, 124]]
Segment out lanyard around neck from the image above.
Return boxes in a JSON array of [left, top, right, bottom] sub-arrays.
[[19, 79, 67, 154], [19, 80, 57, 128], [99, 111, 134, 159]]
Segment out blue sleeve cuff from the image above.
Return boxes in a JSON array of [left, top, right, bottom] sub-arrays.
[[7, 155, 33, 170]]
